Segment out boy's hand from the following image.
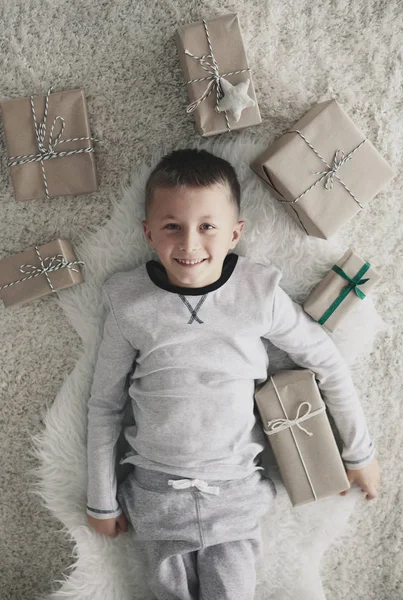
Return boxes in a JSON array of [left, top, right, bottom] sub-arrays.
[[87, 513, 129, 537], [340, 457, 381, 501]]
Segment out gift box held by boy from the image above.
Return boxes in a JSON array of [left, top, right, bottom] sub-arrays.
[[86, 149, 380, 600]]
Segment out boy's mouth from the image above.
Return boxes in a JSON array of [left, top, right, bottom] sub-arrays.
[[174, 258, 208, 267]]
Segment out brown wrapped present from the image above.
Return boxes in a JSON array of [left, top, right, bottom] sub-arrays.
[[0, 238, 84, 308], [303, 248, 381, 332], [0, 85, 98, 201], [254, 369, 350, 507], [250, 99, 395, 238], [175, 13, 261, 136]]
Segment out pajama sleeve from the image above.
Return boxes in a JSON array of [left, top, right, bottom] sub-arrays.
[[86, 283, 138, 519], [263, 272, 376, 470]]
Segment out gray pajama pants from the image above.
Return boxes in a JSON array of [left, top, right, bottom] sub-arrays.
[[117, 465, 277, 600]]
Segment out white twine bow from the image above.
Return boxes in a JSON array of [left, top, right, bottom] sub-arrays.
[[0, 245, 84, 294], [7, 84, 98, 200], [168, 478, 220, 495], [264, 401, 326, 437], [183, 19, 250, 132]]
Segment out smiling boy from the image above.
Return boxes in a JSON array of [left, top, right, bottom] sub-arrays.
[[87, 148, 380, 600]]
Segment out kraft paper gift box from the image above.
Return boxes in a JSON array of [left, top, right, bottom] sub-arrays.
[[303, 248, 381, 332], [250, 99, 395, 239], [0, 86, 98, 201], [175, 13, 261, 136], [254, 369, 350, 507], [0, 238, 84, 308]]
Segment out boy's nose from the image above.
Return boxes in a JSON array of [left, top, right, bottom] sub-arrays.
[[179, 231, 202, 251]]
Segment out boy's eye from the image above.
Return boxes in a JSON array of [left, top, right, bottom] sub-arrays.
[[164, 224, 214, 230]]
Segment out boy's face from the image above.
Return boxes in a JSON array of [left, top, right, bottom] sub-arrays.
[[142, 183, 245, 288]]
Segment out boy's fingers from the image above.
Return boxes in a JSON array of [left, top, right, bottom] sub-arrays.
[[364, 485, 378, 500], [117, 515, 129, 533]]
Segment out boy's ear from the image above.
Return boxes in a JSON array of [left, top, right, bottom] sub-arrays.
[[142, 220, 153, 245], [234, 220, 245, 236], [230, 220, 245, 247]]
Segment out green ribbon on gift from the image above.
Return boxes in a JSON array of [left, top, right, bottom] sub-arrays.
[[318, 262, 370, 325]]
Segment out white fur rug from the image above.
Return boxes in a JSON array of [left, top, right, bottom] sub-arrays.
[[29, 135, 387, 600]]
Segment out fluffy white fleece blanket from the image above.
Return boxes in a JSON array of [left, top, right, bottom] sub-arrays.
[[29, 135, 385, 600]]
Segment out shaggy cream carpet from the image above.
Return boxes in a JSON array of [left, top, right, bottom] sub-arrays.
[[0, 1, 402, 600]]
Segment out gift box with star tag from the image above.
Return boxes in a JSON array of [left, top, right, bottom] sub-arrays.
[[250, 99, 395, 239], [0, 85, 98, 201], [0, 238, 84, 308], [302, 248, 382, 332], [254, 369, 350, 507], [175, 13, 261, 136]]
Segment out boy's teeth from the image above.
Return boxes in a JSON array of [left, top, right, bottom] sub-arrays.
[[176, 258, 205, 265]]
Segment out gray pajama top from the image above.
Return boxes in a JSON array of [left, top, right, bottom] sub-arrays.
[[86, 253, 375, 519]]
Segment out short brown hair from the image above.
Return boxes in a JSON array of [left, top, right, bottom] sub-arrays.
[[144, 148, 241, 220]]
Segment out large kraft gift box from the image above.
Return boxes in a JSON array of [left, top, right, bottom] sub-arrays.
[[250, 99, 395, 239], [303, 248, 381, 332], [254, 369, 350, 507], [175, 13, 261, 136], [0, 87, 98, 201], [0, 238, 84, 308]]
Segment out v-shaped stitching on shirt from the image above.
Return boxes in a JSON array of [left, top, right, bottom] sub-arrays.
[[178, 294, 208, 324]]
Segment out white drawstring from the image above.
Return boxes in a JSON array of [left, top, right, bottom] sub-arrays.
[[168, 478, 220, 495]]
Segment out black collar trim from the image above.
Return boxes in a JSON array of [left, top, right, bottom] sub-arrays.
[[146, 253, 239, 295]]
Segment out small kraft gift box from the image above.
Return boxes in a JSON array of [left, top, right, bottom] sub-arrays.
[[0, 85, 98, 201], [250, 99, 395, 239], [175, 13, 261, 136], [0, 238, 84, 308], [303, 248, 381, 332], [254, 369, 350, 507]]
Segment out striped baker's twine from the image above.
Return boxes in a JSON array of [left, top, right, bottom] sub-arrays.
[[276, 130, 366, 209], [184, 19, 250, 132], [7, 84, 98, 200], [0, 245, 84, 294]]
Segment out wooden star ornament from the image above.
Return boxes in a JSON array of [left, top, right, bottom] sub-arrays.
[[216, 78, 256, 122]]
